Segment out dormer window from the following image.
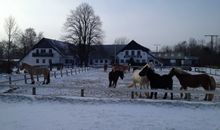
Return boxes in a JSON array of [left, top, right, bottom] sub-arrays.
[[137, 51, 141, 55]]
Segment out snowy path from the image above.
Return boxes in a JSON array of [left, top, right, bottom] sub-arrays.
[[0, 95, 220, 130]]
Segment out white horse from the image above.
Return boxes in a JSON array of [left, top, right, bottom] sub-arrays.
[[128, 65, 150, 97]]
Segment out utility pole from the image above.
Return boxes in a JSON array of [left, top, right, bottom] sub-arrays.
[[154, 44, 160, 52], [204, 35, 218, 50]]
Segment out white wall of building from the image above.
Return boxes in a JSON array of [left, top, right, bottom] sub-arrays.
[[117, 50, 152, 64], [20, 48, 62, 66]]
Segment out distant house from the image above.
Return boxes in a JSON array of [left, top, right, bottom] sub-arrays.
[[20, 38, 161, 67], [19, 38, 77, 66], [88, 44, 125, 67], [153, 52, 199, 66], [116, 40, 160, 66]]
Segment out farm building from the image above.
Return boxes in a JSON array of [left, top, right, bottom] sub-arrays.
[[19, 37, 197, 67]]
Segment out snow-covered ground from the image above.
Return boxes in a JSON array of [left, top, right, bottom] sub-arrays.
[[0, 94, 220, 130], [0, 67, 220, 130]]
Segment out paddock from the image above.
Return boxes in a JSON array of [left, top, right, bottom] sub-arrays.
[[1, 67, 220, 102]]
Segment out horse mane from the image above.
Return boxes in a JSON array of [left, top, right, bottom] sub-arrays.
[[173, 67, 190, 75]]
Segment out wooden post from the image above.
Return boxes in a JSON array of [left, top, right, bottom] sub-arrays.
[[54, 71, 56, 78], [9, 75, 12, 85], [66, 70, 68, 76], [24, 74, 27, 84], [131, 91, 134, 99], [37, 75, 39, 81], [81, 89, 84, 97], [32, 87, 36, 95]]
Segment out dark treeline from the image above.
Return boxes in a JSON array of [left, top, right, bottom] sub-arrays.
[[160, 38, 220, 67], [0, 16, 43, 73]]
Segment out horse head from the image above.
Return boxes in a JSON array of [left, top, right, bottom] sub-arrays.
[[139, 64, 151, 76], [119, 71, 124, 80]]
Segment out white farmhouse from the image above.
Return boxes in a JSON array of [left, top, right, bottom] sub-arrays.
[[116, 40, 159, 66], [19, 38, 77, 67]]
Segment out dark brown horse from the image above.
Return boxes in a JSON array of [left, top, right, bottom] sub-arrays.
[[109, 70, 124, 88], [139, 64, 173, 99], [20, 63, 50, 84], [169, 68, 216, 101]]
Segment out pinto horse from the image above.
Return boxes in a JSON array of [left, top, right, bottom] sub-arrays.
[[139, 64, 173, 99], [19, 63, 50, 84], [169, 68, 216, 101], [108, 70, 124, 88]]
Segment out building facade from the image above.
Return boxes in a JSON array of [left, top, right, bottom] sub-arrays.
[[20, 38, 77, 66]]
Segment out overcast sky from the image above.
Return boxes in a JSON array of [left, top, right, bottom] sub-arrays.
[[0, 0, 220, 50]]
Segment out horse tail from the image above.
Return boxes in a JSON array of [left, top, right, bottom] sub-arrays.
[[209, 76, 216, 91]]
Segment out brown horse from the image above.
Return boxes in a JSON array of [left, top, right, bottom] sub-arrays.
[[19, 63, 50, 84], [169, 68, 216, 101]]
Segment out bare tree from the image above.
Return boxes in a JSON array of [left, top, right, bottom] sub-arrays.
[[114, 37, 129, 45], [19, 28, 44, 55], [4, 16, 18, 73], [63, 3, 103, 66]]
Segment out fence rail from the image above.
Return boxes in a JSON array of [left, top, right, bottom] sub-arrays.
[[1, 84, 220, 101], [0, 67, 90, 84]]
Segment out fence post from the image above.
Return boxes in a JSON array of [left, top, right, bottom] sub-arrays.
[[66, 70, 68, 76], [37, 75, 39, 81], [9, 75, 12, 85], [81, 89, 84, 97], [54, 71, 56, 78], [131, 91, 134, 99], [24, 74, 27, 84], [32, 87, 36, 95]]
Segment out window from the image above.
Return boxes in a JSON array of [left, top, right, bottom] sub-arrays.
[[49, 59, 52, 64], [137, 51, 141, 55], [65, 59, 68, 63], [121, 59, 124, 63], [36, 49, 39, 54], [131, 51, 134, 56], [105, 60, 108, 63], [41, 49, 46, 53], [95, 60, 98, 63], [136, 60, 140, 63], [100, 60, 103, 63], [36, 59, 39, 63], [42, 59, 45, 63], [142, 60, 146, 63], [125, 51, 128, 55], [49, 49, 52, 54]]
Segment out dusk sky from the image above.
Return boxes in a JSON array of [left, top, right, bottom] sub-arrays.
[[0, 0, 220, 50]]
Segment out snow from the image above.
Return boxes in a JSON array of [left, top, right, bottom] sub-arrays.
[[0, 95, 220, 130], [0, 67, 220, 130]]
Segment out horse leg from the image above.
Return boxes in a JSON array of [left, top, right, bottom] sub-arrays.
[[163, 92, 167, 99], [30, 75, 35, 84], [154, 92, 157, 99], [109, 80, 112, 87]]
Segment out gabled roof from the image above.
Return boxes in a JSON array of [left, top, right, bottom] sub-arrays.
[[89, 44, 125, 59], [119, 40, 150, 52], [33, 38, 75, 56]]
